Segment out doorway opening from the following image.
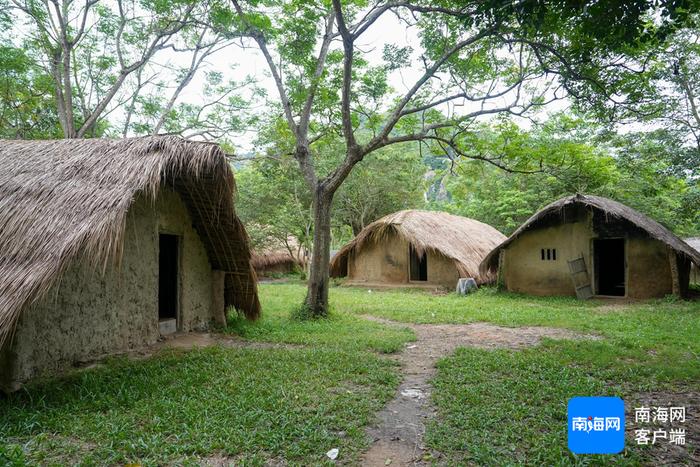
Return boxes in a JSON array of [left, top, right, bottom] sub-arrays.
[[159, 234, 179, 323], [409, 244, 427, 281], [594, 238, 626, 296]]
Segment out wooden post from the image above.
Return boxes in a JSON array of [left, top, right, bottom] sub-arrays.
[[677, 255, 691, 298], [496, 250, 506, 291], [668, 248, 681, 297]]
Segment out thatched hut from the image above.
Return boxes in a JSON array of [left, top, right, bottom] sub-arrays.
[[251, 237, 307, 277], [330, 210, 506, 289], [251, 251, 303, 276], [685, 237, 700, 285], [0, 136, 260, 391], [481, 194, 700, 299]]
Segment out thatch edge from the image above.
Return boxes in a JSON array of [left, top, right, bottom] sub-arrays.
[[0, 136, 260, 350], [330, 210, 506, 284], [251, 251, 306, 270], [480, 194, 700, 275]]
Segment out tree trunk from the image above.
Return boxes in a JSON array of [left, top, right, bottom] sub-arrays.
[[304, 186, 334, 317], [61, 46, 77, 138]]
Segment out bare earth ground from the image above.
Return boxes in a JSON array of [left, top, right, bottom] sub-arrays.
[[360, 316, 598, 467], [625, 388, 700, 466]]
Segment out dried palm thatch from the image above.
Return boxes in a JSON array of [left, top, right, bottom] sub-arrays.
[[330, 210, 507, 283], [249, 233, 306, 273], [481, 194, 700, 274], [251, 251, 305, 270], [0, 136, 260, 350]]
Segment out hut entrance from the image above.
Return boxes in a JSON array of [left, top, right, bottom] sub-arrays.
[[594, 238, 626, 296], [159, 234, 180, 329], [409, 244, 427, 281]]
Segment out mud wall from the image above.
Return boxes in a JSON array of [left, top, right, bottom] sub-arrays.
[[502, 219, 591, 296], [502, 213, 675, 298], [348, 231, 408, 283], [425, 250, 461, 289], [158, 189, 216, 331], [347, 231, 459, 289], [626, 238, 672, 298], [256, 261, 297, 277], [2, 188, 217, 387]]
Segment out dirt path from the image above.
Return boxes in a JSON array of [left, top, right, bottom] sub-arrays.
[[360, 317, 597, 466]]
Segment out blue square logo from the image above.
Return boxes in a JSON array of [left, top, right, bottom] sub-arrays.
[[568, 396, 625, 454]]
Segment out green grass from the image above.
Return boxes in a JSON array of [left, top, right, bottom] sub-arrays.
[[227, 282, 414, 353], [0, 347, 400, 466], [426, 335, 700, 465], [1, 282, 698, 465], [0, 283, 414, 466], [314, 283, 699, 465], [426, 344, 644, 466], [328, 285, 700, 381]]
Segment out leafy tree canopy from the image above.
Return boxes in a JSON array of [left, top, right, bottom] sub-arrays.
[[432, 114, 699, 236]]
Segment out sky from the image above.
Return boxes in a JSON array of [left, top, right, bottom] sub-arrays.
[[168, 10, 427, 150], [160, 8, 569, 152], [7, 1, 568, 151]]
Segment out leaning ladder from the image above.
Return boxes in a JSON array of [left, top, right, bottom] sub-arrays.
[[568, 256, 593, 299]]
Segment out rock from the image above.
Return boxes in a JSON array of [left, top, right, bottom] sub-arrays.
[[401, 388, 425, 399], [456, 277, 478, 295]]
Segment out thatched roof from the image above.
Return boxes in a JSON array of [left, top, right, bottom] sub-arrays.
[[251, 251, 305, 270], [0, 136, 260, 349], [330, 210, 506, 283], [481, 194, 700, 273], [250, 234, 306, 271]]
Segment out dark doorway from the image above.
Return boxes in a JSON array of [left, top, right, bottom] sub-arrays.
[[409, 244, 427, 281], [159, 234, 179, 320], [594, 238, 625, 296]]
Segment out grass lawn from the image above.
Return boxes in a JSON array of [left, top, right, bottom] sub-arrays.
[[0, 284, 413, 466], [237, 283, 700, 464], [1, 281, 698, 465], [227, 283, 414, 353], [326, 283, 700, 465], [329, 284, 700, 380]]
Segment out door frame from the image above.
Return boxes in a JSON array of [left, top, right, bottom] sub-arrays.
[[158, 231, 183, 331], [407, 243, 428, 283], [591, 236, 628, 298]]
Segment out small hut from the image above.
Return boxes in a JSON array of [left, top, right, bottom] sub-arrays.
[[685, 237, 700, 286], [0, 136, 260, 391], [251, 238, 307, 277], [481, 194, 700, 299], [252, 251, 304, 276], [330, 210, 506, 289]]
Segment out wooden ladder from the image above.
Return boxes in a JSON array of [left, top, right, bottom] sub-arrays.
[[568, 256, 593, 299]]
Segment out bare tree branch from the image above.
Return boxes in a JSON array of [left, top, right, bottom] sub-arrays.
[[152, 31, 227, 135], [298, 9, 335, 139], [230, 0, 298, 133], [363, 28, 494, 154], [332, 0, 358, 153]]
